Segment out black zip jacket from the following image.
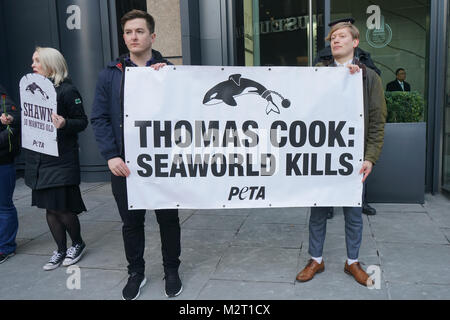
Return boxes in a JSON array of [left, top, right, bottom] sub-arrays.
[[0, 85, 21, 165]]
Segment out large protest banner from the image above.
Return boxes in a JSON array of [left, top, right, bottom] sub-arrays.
[[19, 73, 58, 156], [124, 66, 364, 210]]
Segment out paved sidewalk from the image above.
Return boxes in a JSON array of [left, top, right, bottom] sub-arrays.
[[1, 178, 450, 300]]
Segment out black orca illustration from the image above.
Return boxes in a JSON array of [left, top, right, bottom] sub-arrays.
[[203, 74, 291, 115], [26, 82, 49, 100]]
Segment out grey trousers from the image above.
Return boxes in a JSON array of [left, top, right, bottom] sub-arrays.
[[308, 206, 363, 260]]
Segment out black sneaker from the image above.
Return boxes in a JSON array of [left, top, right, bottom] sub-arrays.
[[43, 251, 66, 271], [63, 242, 86, 266], [164, 270, 183, 298], [362, 203, 377, 216], [0, 252, 15, 264], [122, 273, 147, 300]]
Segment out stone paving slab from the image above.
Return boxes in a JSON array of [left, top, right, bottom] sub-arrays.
[[182, 214, 247, 232], [198, 280, 297, 300], [181, 228, 237, 249], [244, 207, 308, 225], [78, 202, 122, 222], [369, 212, 448, 245], [138, 271, 214, 300], [231, 222, 305, 249], [212, 246, 300, 283], [18, 221, 121, 256], [388, 282, 450, 300], [442, 229, 450, 243], [195, 209, 252, 216], [0, 253, 126, 300], [377, 242, 450, 286], [3, 179, 450, 300], [426, 209, 450, 229], [179, 246, 225, 275], [75, 231, 129, 272], [15, 209, 49, 240], [370, 203, 427, 213]]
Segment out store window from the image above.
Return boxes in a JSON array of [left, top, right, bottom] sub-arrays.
[[235, 0, 325, 66], [331, 0, 430, 124]]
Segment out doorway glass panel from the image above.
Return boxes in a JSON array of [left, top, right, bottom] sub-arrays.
[[330, 0, 431, 123], [235, 0, 325, 66]]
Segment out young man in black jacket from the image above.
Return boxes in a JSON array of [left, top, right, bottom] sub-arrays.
[[91, 10, 182, 300], [0, 85, 21, 264]]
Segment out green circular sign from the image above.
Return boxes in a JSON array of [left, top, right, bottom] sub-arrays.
[[366, 24, 392, 49]]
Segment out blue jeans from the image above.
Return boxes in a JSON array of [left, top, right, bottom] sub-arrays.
[[308, 206, 363, 260], [0, 163, 18, 254]]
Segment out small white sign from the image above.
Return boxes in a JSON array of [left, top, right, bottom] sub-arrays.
[[19, 73, 59, 157]]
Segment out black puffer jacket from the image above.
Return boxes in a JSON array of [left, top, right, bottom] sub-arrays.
[[24, 78, 88, 190], [0, 85, 21, 165]]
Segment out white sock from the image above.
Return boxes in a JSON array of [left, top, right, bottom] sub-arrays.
[[347, 258, 358, 266], [312, 256, 323, 264]]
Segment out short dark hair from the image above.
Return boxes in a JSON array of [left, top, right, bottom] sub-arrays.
[[121, 9, 155, 33], [395, 68, 406, 75]]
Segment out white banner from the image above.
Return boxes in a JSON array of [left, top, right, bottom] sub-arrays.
[[124, 66, 364, 210], [19, 73, 58, 156]]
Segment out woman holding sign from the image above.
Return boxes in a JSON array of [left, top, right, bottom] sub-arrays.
[[25, 47, 88, 271]]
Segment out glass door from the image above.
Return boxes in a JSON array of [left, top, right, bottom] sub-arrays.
[[330, 0, 430, 115], [234, 0, 325, 66]]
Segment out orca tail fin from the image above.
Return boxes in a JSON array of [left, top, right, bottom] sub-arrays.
[[266, 101, 280, 115]]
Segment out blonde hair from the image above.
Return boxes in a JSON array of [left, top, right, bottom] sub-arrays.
[[35, 47, 69, 86], [326, 22, 360, 42]]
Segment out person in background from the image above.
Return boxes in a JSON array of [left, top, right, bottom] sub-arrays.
[[25, 47, 88, 270], [386, 68, 411, 92], [0, 85, 21, 264]]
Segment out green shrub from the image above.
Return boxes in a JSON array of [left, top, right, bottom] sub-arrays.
[[384, 91, 425, 123]]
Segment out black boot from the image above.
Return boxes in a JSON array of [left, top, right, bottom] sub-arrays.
[[362, 203, 376, 216]]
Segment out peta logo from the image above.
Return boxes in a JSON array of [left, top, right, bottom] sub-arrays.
[[33, 140, 45, 149], [228, 186, 265, 201], [203, 74, 291, 115]]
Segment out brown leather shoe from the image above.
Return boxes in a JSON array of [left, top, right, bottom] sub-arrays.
[[344, 261, 374, 287], [296, 259, 325, 282]]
